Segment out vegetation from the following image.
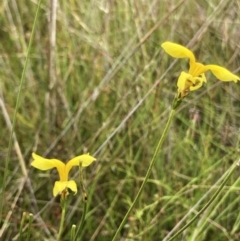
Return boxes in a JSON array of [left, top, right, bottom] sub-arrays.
[[1, 0, 240, 240]]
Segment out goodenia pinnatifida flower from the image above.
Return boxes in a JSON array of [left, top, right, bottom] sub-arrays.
[[31, 152, 96, 197], [161, 41, 239, 98]]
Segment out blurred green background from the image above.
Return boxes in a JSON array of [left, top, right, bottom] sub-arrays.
[[1, 0, 240, 240]]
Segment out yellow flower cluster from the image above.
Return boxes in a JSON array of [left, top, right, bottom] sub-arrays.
[[31, 42, 239, 197]]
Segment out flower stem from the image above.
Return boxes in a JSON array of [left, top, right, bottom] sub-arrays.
[[73, 162, 88, 241], [71, 225, 76, 241], [26, 214, 33, 241], [167, 160, 240, 241], [111, 107, 176, 241], [57, 196, 67, 241], [74, 201, 87, 241], [18, 212, 27, 241]]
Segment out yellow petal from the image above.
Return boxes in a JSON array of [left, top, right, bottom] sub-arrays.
[[189, 76, 205, 91], [67, 180, 77, 194], [66, 153, 96, 174], [177, 72, 191, 91], [31, 153, 65, 171], [177, 72, 205, 98], [177, 72, 204, 91], [53, 180, 77, 196], [200, 73, 207, 83], [206, 65, 239, 82], [161, 42, 195, 64], [189, 62, 208, 77]]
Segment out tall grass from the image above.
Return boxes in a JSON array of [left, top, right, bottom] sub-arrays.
[[0, 0, 240, 240]]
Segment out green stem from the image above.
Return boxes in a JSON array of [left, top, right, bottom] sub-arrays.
[[71, 225, 76, 241], [74, 201, 87, 241], [111, 107, 176, 241], [72, 161, 88, 240], [79, 162, 88, 202], [26, 214, 33, 241], [57, 197, 67, 241], [0, 0, 43, 223], [167, 161, 240, 241], [18, 212, 27, 241]]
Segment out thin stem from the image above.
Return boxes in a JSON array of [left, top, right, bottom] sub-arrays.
[[71, 225, 76, 241], [0, 0, 43, 223], [18, 212, 27, 241], [26, 214, 33, 241], [79, 162, 88, 202], [57, 197, 67, 241], [167, 160, 240, 241], [74, 201, 88, 241], [111, 107, 176, 241], [73, 162, 88, 240]]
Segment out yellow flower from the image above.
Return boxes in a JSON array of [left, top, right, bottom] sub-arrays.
[[161, 41, 239, 98], [31, 152, 96, 197]]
